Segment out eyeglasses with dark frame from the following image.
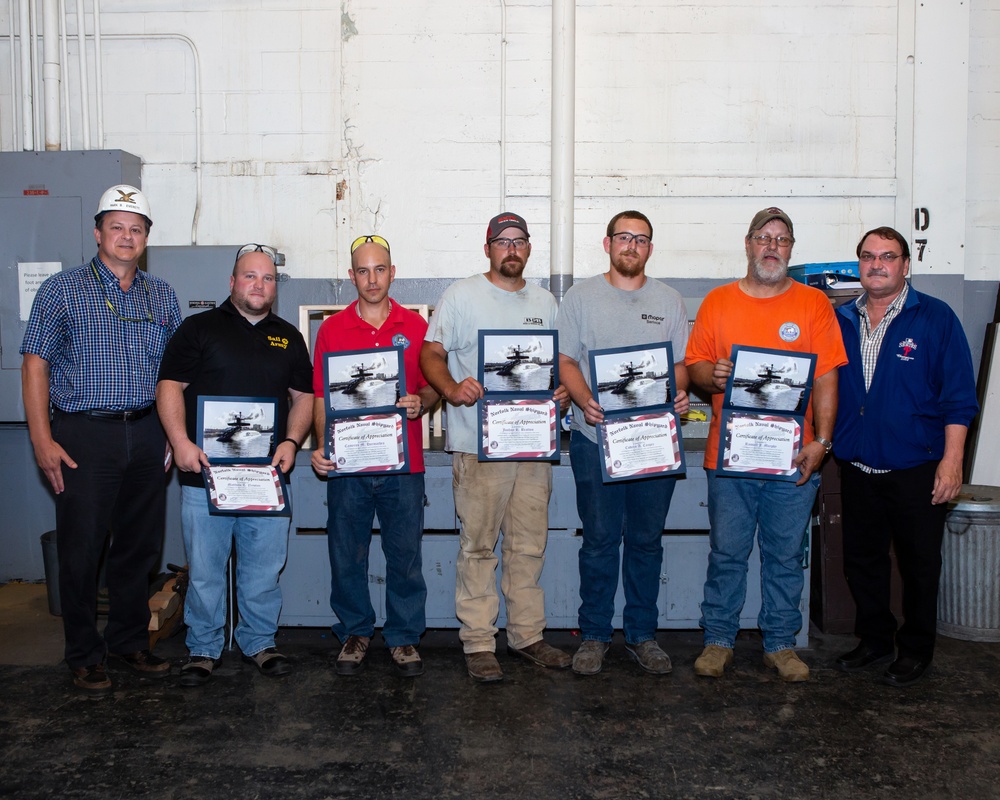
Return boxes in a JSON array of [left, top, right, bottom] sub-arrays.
[[749, 234, 795, 248], [610, 232, 652, 248], [235, 243, 279, 264]]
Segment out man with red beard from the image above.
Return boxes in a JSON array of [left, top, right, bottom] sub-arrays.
[[686, 208, 847, 682], [422, 212, 572, 682], [557, 210, 690, 676]]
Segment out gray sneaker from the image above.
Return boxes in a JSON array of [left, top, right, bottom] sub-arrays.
[[626, 640, 673, 675], [336, 635, 370, 676], [572, 640, 609, 675]]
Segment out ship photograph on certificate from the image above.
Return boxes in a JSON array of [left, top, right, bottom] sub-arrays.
[[196, 395, 288, 515], [717, 345, 817, 481], [477, 329, 559, 461], [588, 341, 686, 482], [322, 345, 409, 475]]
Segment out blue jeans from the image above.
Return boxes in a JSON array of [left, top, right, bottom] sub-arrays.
[[326, 473, 426, 647], [700, 470, 819, 652], [570, 431, 677, 644], [181, 485, 290, 659]]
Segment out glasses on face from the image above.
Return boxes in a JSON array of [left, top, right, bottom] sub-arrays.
[[610, 232, 651, 248], [489, 237, 529, 250], [749, 234, 794, 248], [351, 235, 391, 258], [236, 243, 278, 263], [859, 252, 902, 264]]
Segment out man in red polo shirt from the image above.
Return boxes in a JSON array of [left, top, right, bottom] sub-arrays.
[[311, 235, 439, 677]]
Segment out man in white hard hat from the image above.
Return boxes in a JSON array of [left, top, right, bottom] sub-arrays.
[[21, 184, 182, 696]]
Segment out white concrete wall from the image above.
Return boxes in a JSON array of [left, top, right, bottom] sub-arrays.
[[0, 0, 996, 284]]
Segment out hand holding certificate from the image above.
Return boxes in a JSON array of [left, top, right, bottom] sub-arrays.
[[196, 396, 290, 515], [589, 342, 686, 482], [477, 330, 560, 461], [717, 345, 816, 480]]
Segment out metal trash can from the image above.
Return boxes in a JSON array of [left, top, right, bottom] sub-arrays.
[[938, 485, 1000, 642], [40, 530, 61, 617]]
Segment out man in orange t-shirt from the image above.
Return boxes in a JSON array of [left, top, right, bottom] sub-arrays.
[[685, 207, 847, 683]]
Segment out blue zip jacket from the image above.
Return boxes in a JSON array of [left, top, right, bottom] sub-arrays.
[[833, 286, 978, 471]]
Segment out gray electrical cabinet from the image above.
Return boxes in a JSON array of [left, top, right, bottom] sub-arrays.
[[0, 150, 142, 422]]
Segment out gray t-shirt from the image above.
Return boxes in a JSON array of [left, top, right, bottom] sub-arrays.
[[426, 273, 558, 453], [556, 274, 689, 443]]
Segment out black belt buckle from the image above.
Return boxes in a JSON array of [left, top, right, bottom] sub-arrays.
[[84, 405, 155, 422]]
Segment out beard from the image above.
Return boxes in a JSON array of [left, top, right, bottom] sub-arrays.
[[610, 250, 645, 278], [496, 256, 525, 279], [748, 251, 789, 285]]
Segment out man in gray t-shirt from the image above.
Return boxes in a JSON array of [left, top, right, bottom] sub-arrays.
[[422, 212, 572, 683], [557, 210, 690, 677]]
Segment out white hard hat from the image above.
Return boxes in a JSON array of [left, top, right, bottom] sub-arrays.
[[96, 184, 152, 223]]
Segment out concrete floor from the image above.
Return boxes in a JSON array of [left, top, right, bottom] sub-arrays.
[[1, 581, 999, 800]]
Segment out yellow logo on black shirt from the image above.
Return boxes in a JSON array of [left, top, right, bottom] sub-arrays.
[[268, 335, 288, 349]]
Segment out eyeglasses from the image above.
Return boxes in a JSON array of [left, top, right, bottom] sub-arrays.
[[90, 260, 153, 323], [610, 232, 652, 247], [859, 252, 902, 264], [351, 235, 391, 257], [489, 237, 529, 250], [236, 243, 278, 263], [749, 234, 794, 248]]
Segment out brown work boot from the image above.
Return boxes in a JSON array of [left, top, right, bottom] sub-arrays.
[[763, 649, 809, 682], [71, 664, 113, 697], [335, 635, 370, 676], [389, 645, 424, 678], [109, 649, 171, 678], [694, 645, 734, 678], [466, 651, 504, 683], [572, 640, 609, 676], [507, 640, 572, 669], [626, 640, 673, 675]]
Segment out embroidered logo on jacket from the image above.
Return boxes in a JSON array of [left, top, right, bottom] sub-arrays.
[[393, 333, 410, 349], [779, 322, 800, 342], [897, 337, 917, 361], [268, 335, 288, 349]]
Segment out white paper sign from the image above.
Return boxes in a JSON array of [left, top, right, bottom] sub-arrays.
[[18, 262, 62, 321]]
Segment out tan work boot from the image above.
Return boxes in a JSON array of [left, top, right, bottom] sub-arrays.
[[466, 651, 504, 683], [763, 648, 810, 682], [694, 645, 734, 678], [507, 640, 572, 669]]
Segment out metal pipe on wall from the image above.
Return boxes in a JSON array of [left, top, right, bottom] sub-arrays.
[[499, 0, 507, 210], [8, 0, 19, 147], [58, 0, 70, 147], [550, 0, 575, 301], [74, 0, 90, 148], [93, 0, 103, 146], [41, 0, 60, 149], [17, 0, 32, 149]]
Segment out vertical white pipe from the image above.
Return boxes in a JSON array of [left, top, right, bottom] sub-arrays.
[[93, 0, 103, 146], [9, 0, 20, 148], [74, 0, 89, 148], [499, 0, 507, 210], [41, 0, 60, 149], [550, 0, 575, 301], [58, 0, 71, 147], [30, 0, 42, 149], [18, 0, 33, 149]]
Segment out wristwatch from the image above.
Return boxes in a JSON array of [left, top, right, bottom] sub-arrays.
[[814, 436, 833, 454]]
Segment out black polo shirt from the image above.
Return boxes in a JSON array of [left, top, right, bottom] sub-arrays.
[[159, 297, 314, 487]]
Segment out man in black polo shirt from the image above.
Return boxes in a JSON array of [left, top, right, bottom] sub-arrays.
[[156, 243, 313, 686]]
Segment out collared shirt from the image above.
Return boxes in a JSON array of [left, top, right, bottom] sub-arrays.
[[852, 281, 909, 473], [21, 256, 182, 412]]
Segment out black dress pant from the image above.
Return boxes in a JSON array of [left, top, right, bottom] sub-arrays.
[[840, 460, 948, 660], [51, 409, 166, 669]]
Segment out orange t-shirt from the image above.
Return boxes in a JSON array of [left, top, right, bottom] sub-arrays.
[[685, 280, 848, 470]]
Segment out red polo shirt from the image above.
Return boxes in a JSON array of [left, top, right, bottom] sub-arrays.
[[312, 299, 429, 472]]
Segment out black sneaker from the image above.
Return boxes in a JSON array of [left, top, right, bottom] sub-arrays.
[[242, 648, 292, 677]]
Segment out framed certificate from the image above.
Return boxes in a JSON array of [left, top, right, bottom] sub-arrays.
[[475, 329, 560, 462], [321, 345, 411, 475], [716, 345, 817, 481], [589, 341, 687, 482], [479, 397, 558, 460], [196, 396, 290, 515], [325, 412, 408, 475]]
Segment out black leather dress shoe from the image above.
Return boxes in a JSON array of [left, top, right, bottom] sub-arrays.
[[882, 656, 930, 687], [835, 643, 894, 672]]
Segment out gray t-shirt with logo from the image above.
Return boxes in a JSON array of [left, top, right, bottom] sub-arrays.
[[557, 274, 688, 444]]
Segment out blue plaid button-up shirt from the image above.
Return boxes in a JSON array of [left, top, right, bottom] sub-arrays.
[[20, 256, 182, 412]]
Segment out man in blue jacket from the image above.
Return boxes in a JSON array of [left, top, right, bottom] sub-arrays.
[[832, 226, 978, 687]]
